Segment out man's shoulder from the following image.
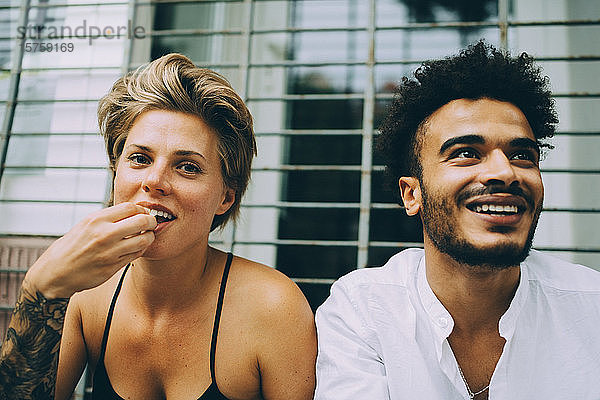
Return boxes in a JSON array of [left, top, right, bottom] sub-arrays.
[[524, 250, 600, 294], [335, 248, 424, 290]]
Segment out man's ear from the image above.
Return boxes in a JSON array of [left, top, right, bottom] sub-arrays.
[[216, 187, 236, 216], [398, 177, 421, 216]]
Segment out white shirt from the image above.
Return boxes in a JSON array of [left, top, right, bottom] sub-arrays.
[[315, 249, 600, 399]]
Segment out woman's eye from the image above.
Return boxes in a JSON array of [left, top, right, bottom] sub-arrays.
[[128, 154, 150, 165], [179, 162, 201, 174]]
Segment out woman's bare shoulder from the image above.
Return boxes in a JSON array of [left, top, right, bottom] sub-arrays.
[[69, 265, 128, 326], [228, 255, 313, 323]]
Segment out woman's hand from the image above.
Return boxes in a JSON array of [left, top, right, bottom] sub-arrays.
[[24, 202, 157, 299]]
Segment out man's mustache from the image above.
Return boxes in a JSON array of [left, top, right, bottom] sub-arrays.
[[457, 184, 535, 210]]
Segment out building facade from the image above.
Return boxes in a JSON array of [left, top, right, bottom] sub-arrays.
[[0, 0, 599, 395]]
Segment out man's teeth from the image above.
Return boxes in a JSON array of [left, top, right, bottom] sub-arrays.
[[142, 207, 175, 220], [474, 204, 518, 214]]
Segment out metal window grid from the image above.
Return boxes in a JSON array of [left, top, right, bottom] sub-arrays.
[[0, 0, 598, 284]]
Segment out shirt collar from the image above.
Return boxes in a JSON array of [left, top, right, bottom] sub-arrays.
[[415, 255, 454, 360], [498, 261, 529, 340], [415, 255, 530, 355]]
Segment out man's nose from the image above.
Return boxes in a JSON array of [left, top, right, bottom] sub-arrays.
[[479, 150, 519, 187]]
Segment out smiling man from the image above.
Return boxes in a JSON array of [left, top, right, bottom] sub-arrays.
[[314, 41, 600, 400]]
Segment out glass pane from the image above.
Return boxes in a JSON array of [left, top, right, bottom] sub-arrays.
[[0, 168, 108, 203], [22, 37, 124, 69], [374, 98, 392, 130], [0, 39, 14, 69], [541, 135, 600, 171], [535, 211, 600, 249], [509, 26, 600, 58], [276, 244, 357, 279], [27, 4, 128, 26], [139, 2, 244, 31], [539, 61, 600, 94], [20, 5, 130, 69], [377, 27, 499, 62], [248, 67, 287, 99], [289, 0, 369, 29], [0, 74, 9, 102], [253, 0, 289, 31], [12, 102, 98, 134], [375, 63, 421, 94], [369, 208, 423, 242], [542, 173, 600, 210], [286, 65, 366, 95], [0, 7, 19, 37], [278, 207, 359, 241], [555, 98, 600, 132], [0, 201, 103, 235], [252, 31, 368, 64], [18, 70, 121, 101], [211, 67, 244, 95], [249, 100, 286, 132], [286, 99, 363, 129], [5, 135, 106, 168], [296, 281, 332, 312], [511, 0, 599, 21], [284, 135, 362, 165], [281, 171, 360, 203], [149, 34, 243, 64], [377, 0, 498, 26], [371, 169, 399, 204], [254, 0, 369, 31]]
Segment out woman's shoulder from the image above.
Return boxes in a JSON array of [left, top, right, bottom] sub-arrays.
[[228, 255, 313, 321], [69, 267, 125, 332], [69, 265, 128, 320]]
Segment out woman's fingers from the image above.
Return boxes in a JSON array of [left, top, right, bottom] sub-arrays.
[[114, 230, 156, 259], [114, 213, 158, 239], [102, 202, 149, 223]]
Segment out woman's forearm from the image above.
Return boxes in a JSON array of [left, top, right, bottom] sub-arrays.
[[0, 281, 69, 400]]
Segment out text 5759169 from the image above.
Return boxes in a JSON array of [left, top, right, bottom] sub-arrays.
[[24, 42, 74, 52]]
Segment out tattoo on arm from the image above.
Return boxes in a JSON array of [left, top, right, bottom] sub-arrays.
[[0, 284, 69, 400]]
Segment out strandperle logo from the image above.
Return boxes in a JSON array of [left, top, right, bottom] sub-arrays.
[[17, 19, 146, 45]]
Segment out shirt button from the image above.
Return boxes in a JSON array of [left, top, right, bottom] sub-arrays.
[[438, 317, 448, 328]]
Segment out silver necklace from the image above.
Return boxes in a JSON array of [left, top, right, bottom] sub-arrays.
[[457, 364, 490, 399]]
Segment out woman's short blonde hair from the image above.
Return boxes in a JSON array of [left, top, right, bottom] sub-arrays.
[[98, 53, 256, 231]]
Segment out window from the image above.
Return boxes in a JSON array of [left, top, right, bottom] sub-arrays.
[[1, 0, 599, 323]]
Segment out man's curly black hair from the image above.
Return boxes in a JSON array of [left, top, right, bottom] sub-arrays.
[[377, 40, 558, 184]]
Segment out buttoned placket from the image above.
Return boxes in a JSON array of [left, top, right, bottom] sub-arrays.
[[416, 257, 467, 398], [416, 256, 531, 399]]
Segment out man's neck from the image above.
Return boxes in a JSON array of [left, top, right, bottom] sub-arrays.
[[423, 244, 521, 335]]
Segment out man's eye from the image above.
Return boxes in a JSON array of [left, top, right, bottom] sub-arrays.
[[128, 154, 150, 164], [511, 151, 538, 164], [452, 149, 479, 159]]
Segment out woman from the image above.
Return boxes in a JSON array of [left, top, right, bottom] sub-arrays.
[[2, 53, 316, 399]]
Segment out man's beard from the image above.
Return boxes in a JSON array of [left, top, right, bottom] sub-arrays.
[[420, 182, 542, 270]]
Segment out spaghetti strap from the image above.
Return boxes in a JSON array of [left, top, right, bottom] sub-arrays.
[[98, 264, 130, 361], [209, 252, 233, 383]]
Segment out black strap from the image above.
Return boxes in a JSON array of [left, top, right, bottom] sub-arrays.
[[98, 264, 130, 361], [209, 252, 233, 382]]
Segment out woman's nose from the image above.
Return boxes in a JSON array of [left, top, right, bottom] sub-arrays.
[[141, 163, 172, 195]]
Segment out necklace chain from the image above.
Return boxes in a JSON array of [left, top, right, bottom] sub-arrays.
[[457, 364, 490, 399]]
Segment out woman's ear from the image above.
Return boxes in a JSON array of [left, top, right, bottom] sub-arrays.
[[398, 177, 422, 216], [216, 187, 236, 216]]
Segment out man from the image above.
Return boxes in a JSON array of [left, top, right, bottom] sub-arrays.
[[314, 41, 600, 399]]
